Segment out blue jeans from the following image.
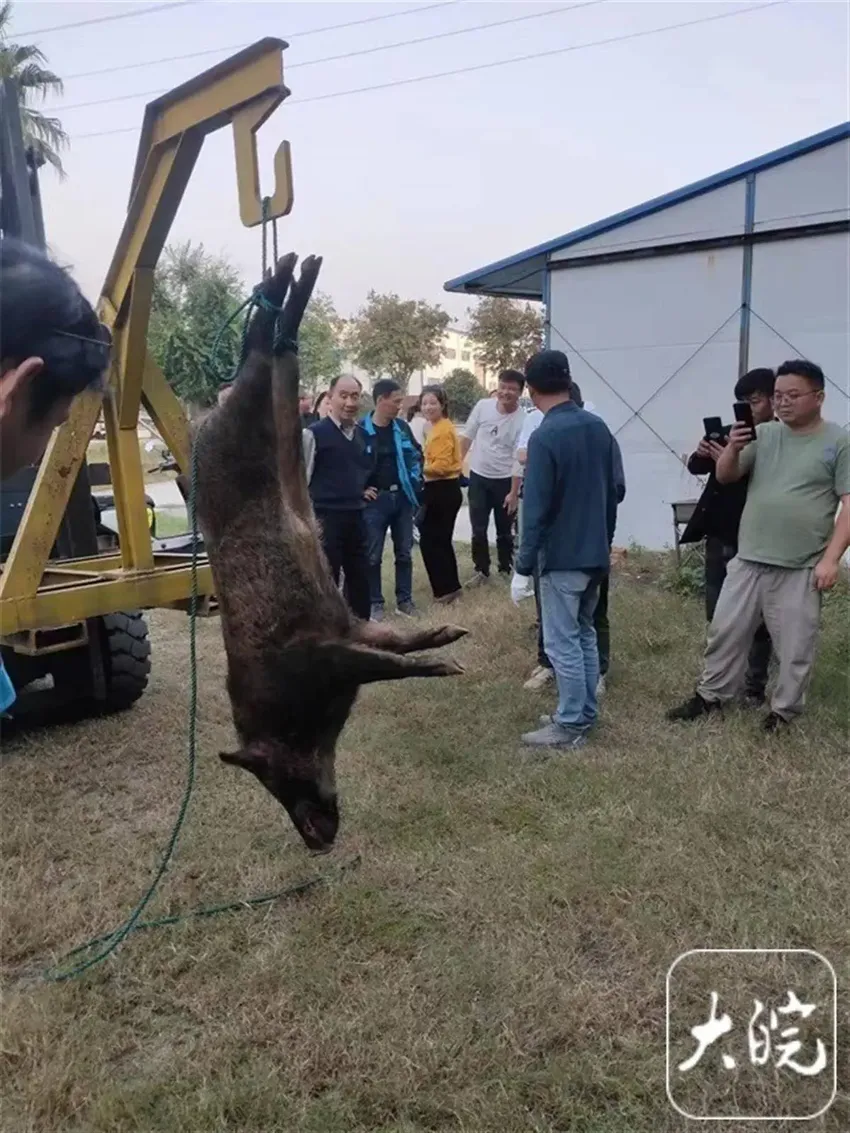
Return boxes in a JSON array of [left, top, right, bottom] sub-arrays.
[[540, 570, 603, 730], [364, 490, 415, 608]]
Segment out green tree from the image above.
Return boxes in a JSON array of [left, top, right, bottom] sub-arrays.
[[442, 367, 485, 422], [467, 296, 543, 375], [350, 291, 450, 392], [148, 242, 247, 407], [299, 291, 343, 394], [0, 1, 68, 175]]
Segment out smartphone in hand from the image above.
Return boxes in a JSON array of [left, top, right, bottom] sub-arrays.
[[733, 401, 756, 442], [703, 416, 724, 442]]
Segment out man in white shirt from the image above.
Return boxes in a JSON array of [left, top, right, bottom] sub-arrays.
[[460, 369, 526, 584]]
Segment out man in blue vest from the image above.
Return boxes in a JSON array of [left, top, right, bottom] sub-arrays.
[[303, 374, 373, 620], [0, 238, 111, 716], [361, 379, 423, 621]]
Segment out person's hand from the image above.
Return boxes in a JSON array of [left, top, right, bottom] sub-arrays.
[[694, 438, 713, 459], [363, 486, 378, 501], [504, 491, 519, 516], [726, 423, 754, 452], [813, 556, 840, 591], [695, 438, 725, 461], [510, 572, 534, 606]]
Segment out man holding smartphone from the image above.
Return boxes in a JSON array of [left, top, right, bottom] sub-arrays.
[[678, 367, 776, 703], [669, 359, 849, 731]]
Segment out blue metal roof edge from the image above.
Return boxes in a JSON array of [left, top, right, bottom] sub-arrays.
[[444, 121, 850, 295]]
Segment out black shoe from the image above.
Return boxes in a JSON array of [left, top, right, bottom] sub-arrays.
[[666, 694, 721, 722], [762, 711, 790, 733], [743, 688, 767, 707]]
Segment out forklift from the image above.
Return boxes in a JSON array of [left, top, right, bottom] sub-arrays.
[[0, 39, 295, 726]]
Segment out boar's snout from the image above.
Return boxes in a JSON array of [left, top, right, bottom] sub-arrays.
[[291, 793, 339, 853], [219, 744, 339, 851]]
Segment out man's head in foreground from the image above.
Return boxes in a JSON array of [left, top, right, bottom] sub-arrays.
[[524, 350, 572, 409], [0, 238, 110, 480]]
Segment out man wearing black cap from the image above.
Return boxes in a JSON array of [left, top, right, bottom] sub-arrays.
[[513, 380, 625, 696], [511, 350, 622, 749]]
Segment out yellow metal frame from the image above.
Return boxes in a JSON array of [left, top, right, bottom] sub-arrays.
[[0, 39, 294, 638]]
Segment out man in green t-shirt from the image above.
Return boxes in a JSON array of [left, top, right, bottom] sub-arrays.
[[668, 359, 849, 731]]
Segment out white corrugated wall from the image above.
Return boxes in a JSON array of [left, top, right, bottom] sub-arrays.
[[544, 139, 850, 550]]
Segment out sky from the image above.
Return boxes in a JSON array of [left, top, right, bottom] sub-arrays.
[[9, 0, 850, 323]]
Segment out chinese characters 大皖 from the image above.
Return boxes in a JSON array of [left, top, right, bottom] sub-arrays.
[[678, 990, 828, 1076]]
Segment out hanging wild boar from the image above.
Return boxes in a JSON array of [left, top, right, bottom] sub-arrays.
[[192, 253, 468, 851]]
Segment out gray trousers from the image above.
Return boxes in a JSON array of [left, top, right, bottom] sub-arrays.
[[697, 557, 822, 720]]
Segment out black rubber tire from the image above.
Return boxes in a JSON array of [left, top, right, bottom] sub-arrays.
[[99, 611, 151, 714]]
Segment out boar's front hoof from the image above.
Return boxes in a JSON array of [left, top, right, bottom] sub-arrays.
[[430, 658, 465, 677]]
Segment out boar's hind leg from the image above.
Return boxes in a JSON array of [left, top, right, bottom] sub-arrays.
[[321, 642, 464, 683], [355, 621, 469, 654], [271, 256, 323, 519]]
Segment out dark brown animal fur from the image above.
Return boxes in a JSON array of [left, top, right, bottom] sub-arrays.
[[192, 253, 468, 851]]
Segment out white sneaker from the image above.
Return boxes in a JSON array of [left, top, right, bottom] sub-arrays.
[[596, 675, 607, 697], [523, 665, 554, 691]]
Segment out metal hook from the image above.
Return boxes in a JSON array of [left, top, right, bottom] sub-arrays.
[[231, 92, 294, 228]]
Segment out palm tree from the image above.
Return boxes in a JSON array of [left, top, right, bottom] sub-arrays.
[[0, 1, 68, 175]]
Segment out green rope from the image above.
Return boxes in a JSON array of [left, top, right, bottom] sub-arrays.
[[43, 298, 358, 982], [43, 459, 200, 980], [206, 293, 253, 390]]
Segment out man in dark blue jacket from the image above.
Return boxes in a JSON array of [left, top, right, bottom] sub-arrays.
[[303, 374, 374, 619], [361, 379, 423, 620], [512, 350, 621, 749]]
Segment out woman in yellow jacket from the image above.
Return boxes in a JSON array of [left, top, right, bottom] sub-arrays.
[[419, 385, 463, 603]]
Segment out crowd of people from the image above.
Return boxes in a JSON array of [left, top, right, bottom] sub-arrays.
[[2, 239, 848, 747], [295, 353, 628, 750], [298, 349, 848, 750]]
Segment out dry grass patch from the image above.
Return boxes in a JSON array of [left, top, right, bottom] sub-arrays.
[[1, 557, 848, 1132]]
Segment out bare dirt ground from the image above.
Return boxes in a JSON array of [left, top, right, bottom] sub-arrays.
[[1, 556, 847, 1132]]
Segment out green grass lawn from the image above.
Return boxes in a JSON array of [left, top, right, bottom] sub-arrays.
[[1, 555, 847, 1132], [154, 510, 190, 538]]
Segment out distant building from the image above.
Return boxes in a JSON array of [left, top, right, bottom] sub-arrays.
[[408, 327, 489, 395], [445, 122, 850, 550]]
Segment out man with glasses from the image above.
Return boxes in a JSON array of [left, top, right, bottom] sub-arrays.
[[678, 367, 776, 705], [668, 359, 849, 731]]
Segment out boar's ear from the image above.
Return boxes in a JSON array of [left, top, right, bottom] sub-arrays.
[[219, 746, 269, 778]]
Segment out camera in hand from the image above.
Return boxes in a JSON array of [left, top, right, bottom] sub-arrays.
[[733, 401, 756, 442], [703, 416, 725, 443]]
